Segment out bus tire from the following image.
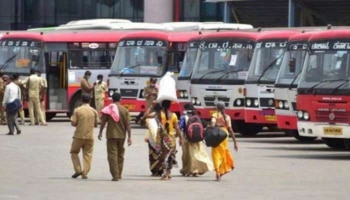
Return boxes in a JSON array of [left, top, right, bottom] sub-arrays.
[[233, 120, 262, 137], [285, 130, 317, 142], [45, 113, 56, 121], [69, 92, 82, 117], [322, 138, 345, 149]]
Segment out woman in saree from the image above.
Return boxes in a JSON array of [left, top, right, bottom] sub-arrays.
[[156, 100, 183, 180], [179, 103, 213, 177], [141, 100, 163, 176], [211, 101, 238, 181]]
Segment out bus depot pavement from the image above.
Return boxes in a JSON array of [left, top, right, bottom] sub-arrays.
[[0, 116, 349, 200]]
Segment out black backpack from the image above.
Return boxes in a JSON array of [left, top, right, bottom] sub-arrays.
[[186, 115, 205, 143]]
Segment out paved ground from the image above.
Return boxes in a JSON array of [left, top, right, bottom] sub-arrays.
[[0, 115, 350, 200]]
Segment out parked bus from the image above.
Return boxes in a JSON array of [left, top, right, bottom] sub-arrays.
[[189, 31, 259, 135], [108, 30, 200, 117], [274, 31, 317, 141], [0, 30, 127, 120], [244, 30, 299, 135], [297, 29, 350, 149]]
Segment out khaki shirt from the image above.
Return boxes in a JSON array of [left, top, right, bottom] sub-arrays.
[[23, 74, 43, 98], [94, 81, 107, 99], [70, 104, 98, 140], [13, 79, 25, 100], [144, 85, 157, 108], [80, 78, 92, 95], [101, 103, 130, 139]]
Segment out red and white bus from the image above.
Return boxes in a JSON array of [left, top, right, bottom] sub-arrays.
[[244, 30, 299, 135], [274, 31, 317, 141], [108, 30, 200, 116], [0, 30, 127, 120], [297, 29, 350, 149], [189, 31, 259, 135], [176, 36, 202, 111]]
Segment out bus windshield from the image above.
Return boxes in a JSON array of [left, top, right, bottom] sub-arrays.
[[110, 45, 167, 76], [178, 46, 198, 78], [0, 40, 43, 74], [191, 40, 254, 80], [299, 49, 350, 87], [68, 42, 116, 69], [275, 44, 307, 85], [247, 41, 287, 83]]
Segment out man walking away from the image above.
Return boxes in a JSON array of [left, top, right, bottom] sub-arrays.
[[2, 75, 21, 135], [70, 93, 98, 179], [98, 92, 132, 181]]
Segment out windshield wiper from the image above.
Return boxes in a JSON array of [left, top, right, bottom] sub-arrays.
[[331, 79, 350, 94], [215, 69, 244, 81], [256, 55, 283, 84], [198, 69, 226, 80], [288, 70, 302, 89], [308, 78, 347, 94], [0, 54, 17, 70], [119, 64, 141, 76]]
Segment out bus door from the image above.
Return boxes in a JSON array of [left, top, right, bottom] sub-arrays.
[[45, 43, 68, 112]]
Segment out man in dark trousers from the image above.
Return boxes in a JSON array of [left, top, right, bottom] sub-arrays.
[[98, 92, 132, 181]]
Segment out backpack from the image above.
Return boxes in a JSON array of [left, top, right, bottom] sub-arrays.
[[186, 115, 205, 143]]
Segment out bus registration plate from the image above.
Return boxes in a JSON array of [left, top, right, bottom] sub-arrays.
[[323, 127, 342, 136], [264, 115, 276, 121]]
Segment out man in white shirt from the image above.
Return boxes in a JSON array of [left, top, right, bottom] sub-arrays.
[[2, 75, 21, 135]]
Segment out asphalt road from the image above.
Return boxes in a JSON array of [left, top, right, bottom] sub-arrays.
[[0, 115, 349, 200]]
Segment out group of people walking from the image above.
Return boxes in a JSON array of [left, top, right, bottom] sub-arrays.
[[0, 69, 48, 135]]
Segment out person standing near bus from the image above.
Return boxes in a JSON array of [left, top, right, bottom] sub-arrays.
[[80, 71, 95, 108], [12, 74, 25, 125], [0, 71, 7, 125], [23, 69, 47, 126], [70, 93, 99, 179], [36, 70, 47, 122], [94, 74, 108, 117]]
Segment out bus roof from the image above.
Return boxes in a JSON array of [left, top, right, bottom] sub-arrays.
[[119, 31, 200, 43], [56, 22, 165, 31], [256, 30, 300, 41], [309, 29, 350, 41], [1, 31, 128, 43], [200, 31, 259, 41], [200, 23, 253, 30], [288, 31, 319, 42]]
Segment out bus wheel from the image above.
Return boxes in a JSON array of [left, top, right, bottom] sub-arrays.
[[233, 120, 262, 137], [286, 130, 317, 142], [322, 138, 345, 149], [45, 113, 56, 121], [69, 93, 82, 116]]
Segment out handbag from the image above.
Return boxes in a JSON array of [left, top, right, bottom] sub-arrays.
[[204, 126, 227, 147], [6, 99, 22, 114]]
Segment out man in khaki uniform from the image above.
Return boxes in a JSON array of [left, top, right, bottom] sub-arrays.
[[98, 92, 132, 181], [36, 70, 47, 122], [94, 74, 108, 116], [23, 69, 46, 125], [70, 93, 98, 179], [80, 70, 94, 96], [0, 71, 7, 125], [13, 74, 25, 125]]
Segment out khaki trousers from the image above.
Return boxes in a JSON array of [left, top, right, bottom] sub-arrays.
[[107, 138, 126, 179], [70, 138, 94, 176], [0, 95, 6, 124], [95, 98, 104, 114], [28, 96, 45, 124]]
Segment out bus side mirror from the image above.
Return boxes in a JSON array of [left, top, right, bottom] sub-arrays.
[[289, 58, 296, 73]]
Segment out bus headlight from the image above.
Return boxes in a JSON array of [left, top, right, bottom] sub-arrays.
[[179, 91, 184, 98], [254, 99, 259, 107], [191, 98, 196, 104], [183, 91, 188, 98], [297, 111, 303, 119], [236, 99, 242, 106], [278, 101, 284, 109], [303, 112, 310, 120], [284, 101, 289, 109], [246, 99, 252, 107], [196, 99, 201, 105], [109, 90, 115, 97]]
